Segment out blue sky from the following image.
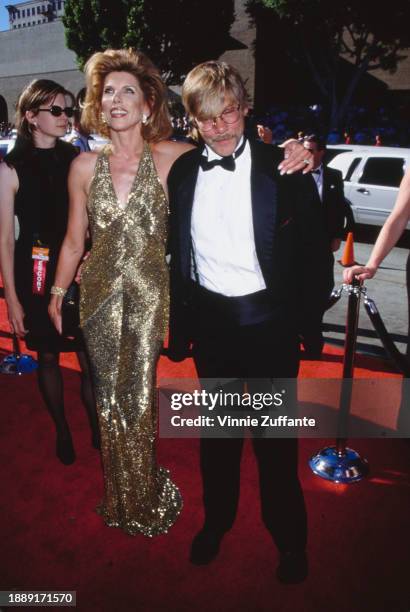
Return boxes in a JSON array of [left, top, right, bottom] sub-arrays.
[[1, 0, 11, 31]]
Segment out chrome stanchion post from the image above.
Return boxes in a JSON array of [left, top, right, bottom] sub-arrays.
[[309, 278, 369, 483], [326, 285, 343, 311]]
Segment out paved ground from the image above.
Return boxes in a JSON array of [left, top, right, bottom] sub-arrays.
[[324, 239, 409, 357]]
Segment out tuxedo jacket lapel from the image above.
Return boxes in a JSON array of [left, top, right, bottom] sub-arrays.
[[323, 167, 336, 200], [249, 140, 279, 287], [322, 167, 329, 199], [174, 149, 201, 281]]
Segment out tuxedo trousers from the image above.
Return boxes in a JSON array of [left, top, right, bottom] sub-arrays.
[[299, 251, 334, 356], [191, 286, 307, 553]]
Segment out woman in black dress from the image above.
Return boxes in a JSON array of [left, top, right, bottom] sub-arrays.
[[0, 79, 99, 464]]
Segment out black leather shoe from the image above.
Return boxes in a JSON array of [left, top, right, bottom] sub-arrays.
[[56, 431, 76, 465], [276, 551, 308, 584], [190, 529, 224, 565]]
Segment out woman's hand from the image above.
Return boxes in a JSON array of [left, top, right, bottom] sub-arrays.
[[48, 294, 63, 334], [343, 265, 377, 284], [6, 298, 27, 338], [278, 138, 313, 174]]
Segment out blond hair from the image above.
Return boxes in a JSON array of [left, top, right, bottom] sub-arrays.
[[182, 61, 250, 141], [81, 48, 172, 142]]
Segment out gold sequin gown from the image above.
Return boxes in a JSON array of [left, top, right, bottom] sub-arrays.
[[80, 143, 182, 536]]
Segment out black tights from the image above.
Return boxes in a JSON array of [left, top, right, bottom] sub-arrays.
[[37, 350, 99, 442]]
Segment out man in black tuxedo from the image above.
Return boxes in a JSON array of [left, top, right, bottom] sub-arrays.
[[167, 62, 331, 583], [300, 134, 352, 358]]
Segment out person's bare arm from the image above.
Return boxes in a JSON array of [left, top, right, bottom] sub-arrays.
[[343, 169, 410, 283], [0, 163, 27, 337], [48, 153, 95, 333]]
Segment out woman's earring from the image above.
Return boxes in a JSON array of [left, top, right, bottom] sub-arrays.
[[141, 113, 148, 125], [100, 112, 108, 124]]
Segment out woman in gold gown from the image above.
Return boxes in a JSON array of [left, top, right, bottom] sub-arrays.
[[49, 49, 192, 536]]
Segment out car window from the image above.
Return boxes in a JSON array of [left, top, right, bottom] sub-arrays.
[[0, 145, 8, 161], [345, 157, 362, 182], [359, 157, 405, 188]]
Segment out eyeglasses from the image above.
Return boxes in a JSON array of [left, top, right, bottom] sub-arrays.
[[37, 106, 75, 118], [194, 104, 241, 132]]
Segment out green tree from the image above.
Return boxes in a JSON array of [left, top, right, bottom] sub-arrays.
[[63, 0, 235, 84], [247, 0, 410, 129]]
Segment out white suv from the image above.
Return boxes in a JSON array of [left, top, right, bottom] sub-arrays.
[[0, 138, 15, 161], [328, 146, 410, 227]]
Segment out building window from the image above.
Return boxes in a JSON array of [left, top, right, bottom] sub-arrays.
[[58, 1, 62, 9], [22, 9, 25, 17], [17, 10, 20, 17]]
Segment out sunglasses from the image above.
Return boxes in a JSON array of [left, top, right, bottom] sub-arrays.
[[37, 105, 75, 118]]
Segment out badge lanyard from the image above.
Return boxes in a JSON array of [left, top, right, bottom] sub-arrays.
[[31, 242, 50, 296]]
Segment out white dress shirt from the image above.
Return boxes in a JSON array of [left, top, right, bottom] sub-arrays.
[[191, 138, 266, 296]]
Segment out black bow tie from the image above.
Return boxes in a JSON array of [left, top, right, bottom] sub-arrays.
[[199, 138, 246, 172], [312, 168, 321, 175]]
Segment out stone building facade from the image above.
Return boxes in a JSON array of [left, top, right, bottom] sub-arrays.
[[0, 19, 83, 123], [6, 0, 66, 30]]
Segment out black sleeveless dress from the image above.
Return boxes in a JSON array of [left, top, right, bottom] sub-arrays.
[[6, 140, 83, 352]]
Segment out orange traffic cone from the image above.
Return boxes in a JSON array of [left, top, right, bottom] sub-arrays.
[[340, 232, 355, 267]]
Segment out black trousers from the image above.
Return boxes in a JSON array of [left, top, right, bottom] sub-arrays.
[[192, 308, 307, 553], [299, 255, 334, 356]]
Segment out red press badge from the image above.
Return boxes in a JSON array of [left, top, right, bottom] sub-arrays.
[[32, 246, 50, 296]]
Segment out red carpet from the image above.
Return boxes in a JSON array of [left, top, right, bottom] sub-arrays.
[[1, 293, 410, 612]]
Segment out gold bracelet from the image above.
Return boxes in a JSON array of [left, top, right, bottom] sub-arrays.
[[50, 285, 67, 297]]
